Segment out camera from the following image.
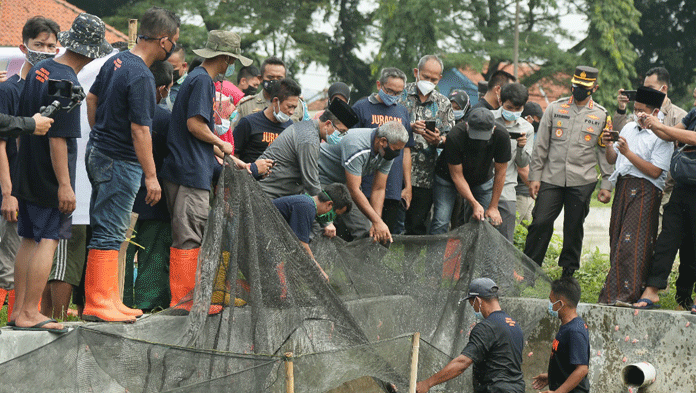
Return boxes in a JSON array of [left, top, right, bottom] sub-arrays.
[[40, 79, 86, 117]]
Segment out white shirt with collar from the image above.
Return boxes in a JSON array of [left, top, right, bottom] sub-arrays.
[[609, 121, 674, 190]]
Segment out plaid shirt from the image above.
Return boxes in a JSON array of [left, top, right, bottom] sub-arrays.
[[399, 82, 454, 189]]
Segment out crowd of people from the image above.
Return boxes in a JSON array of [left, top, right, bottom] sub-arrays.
[[0, 5, 694, 352]]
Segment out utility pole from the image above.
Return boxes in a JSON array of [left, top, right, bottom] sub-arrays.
[[514, 0, 520, 79]]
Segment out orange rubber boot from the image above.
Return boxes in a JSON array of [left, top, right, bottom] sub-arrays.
[[0, 288, 6, 313], [170, 248, 221, 314], [82, 249, 135, 323]]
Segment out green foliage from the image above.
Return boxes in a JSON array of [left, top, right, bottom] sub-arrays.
[[578, 0, 642, 112], [631, 0, 696, 110]]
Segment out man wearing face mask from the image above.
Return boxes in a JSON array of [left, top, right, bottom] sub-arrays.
[[469, 70, 516, 115], [516, 101, 544, 225], [398, 55, 454, 236], [449, 89, 471, 125], [525, 66, 613, 278], [160, 30, 267, 313], [415, 278, 525, 393], [159, 46, 187, 110], [123, 60, 175, 311], [430, 107, 511, 235], [237, 65, 261, 97], [597, 87, 673, 306], [614, 67, 693, 309], [84, 7, 180, 322], [0, 16, 60, 318], [231, 57, 305, 128], [318, 121, 409, 243], [272, 183, 353, 278], [352, 67, 414, 237], [233, 78, 300, 163], [259, 98, 357, 199], [533, 277, 590, 393], [493, 83, 534, 242]]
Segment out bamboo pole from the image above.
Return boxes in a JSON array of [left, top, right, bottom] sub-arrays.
[[117, 212, 138, 300], [285, 352, 294, 393], [409, 332, 421, 393], [128, 19, 138, 49]]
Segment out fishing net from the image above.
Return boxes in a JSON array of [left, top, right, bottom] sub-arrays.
[[0, 157, 550, 392]]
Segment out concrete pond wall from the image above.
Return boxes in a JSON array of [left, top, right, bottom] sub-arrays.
[[1, 297, 694, 392]]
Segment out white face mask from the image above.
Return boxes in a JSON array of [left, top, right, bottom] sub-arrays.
[[273, 101, 291, 123], [416, 70, 436, 96]]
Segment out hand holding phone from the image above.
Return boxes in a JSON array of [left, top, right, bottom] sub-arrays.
[[425, 120, 436, 132]]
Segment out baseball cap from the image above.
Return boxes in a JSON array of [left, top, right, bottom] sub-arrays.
[[521, 101, 543, 119], [328, 82, 351, 103], [462, 278, 499, 301], [466, 107, 496, 141]]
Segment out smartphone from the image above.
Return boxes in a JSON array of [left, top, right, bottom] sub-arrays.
[[509, 132, 523, 139], [608, 130, 620, 142], [47, 79, 74, 98], [425, 120, 436, 132], [623, 90, 637, 101]]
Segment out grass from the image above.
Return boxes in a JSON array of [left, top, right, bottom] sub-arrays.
[[515, 218, 687, 310]]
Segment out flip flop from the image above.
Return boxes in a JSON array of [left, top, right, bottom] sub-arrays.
[[6, 320, 15, 327], [691, 305, 696, 315], [614, 301, 633, 308], [632, 298, 661, 309], [11, 319, 69, 334]]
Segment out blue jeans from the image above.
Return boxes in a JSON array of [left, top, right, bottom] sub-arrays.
[[429, 175, 493, 235], [86, 144, 143, 250]]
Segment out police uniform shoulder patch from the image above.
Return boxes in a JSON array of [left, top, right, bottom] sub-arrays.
[[237, 95, 255, 106]]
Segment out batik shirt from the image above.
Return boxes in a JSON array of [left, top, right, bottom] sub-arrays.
[[398, 82, 454, 189]]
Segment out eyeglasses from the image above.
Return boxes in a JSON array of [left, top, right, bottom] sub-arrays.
[[382, 86, 403, 96], [137, 35, 176, 50]]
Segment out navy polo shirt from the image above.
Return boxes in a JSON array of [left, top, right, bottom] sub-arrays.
[[160, 66, 218, 191], [132, 105, 171, 221], [0, 74, 24, 205], [352, 94, 413, 200], [233, 110, 293, 163], [273, 194, 316, 243], [13, 59, 80, 208], [89, 51, 156, 162]]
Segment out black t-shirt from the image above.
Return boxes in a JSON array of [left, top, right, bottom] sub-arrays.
[[13, 59, 81, 207], [548, 316, 590, 393], [132, 105, 170, 221], [160, 66, 218, 191], [461, 310, 525, 393], [89, 51, 156, 162], [0, 74, 24, 205], [272, 194, 316, 243], [434, 122, 511, 186], [233, 110, 292, 163]]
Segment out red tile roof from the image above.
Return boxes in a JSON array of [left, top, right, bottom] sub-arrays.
[[0, 0, 127, 47]]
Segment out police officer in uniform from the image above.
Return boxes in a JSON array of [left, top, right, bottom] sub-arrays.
[[525, 66, 613, 277], [231, 56, 305, 128]]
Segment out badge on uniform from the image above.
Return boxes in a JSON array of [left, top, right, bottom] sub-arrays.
[[584, 134, 592, 142], [587, 114, 599, 120], [587, 126, 594, 133], [557, 121, 563, 127], [559, 109, 569, 114], [555, 129, 563, 137]]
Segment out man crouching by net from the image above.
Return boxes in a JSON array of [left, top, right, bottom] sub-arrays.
[[416, 278, 525, 393], [272, 183, 352, 280]]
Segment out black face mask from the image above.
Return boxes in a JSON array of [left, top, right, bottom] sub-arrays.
[[532, 120, 540, 133], [162, 39, 176, 61], [243, 85, 258, 96], [381, 144, 400, 161], [262, 79, 279, 92], [173, 69, 181, 83], [571, 85, 592, 102]]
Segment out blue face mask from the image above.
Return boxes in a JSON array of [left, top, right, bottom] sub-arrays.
[[501, 108, 522, 122], [378, 88, 399, 106], [453, 110, 465, 120], [473, 298, 484, 320], [326, 125, 345, 145], [547, 299, 562, 318], [224, 63, 236, 78]]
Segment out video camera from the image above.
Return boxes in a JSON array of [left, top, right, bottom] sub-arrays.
[[40, 79, 86, 117]]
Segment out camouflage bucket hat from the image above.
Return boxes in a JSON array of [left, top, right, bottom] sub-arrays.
[[193, 30, 252, 66], [58, 13, 112, 59]]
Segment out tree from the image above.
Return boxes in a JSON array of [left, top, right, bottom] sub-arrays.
[[631, 0, 696, 109], [574, 0, 642, 112]]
